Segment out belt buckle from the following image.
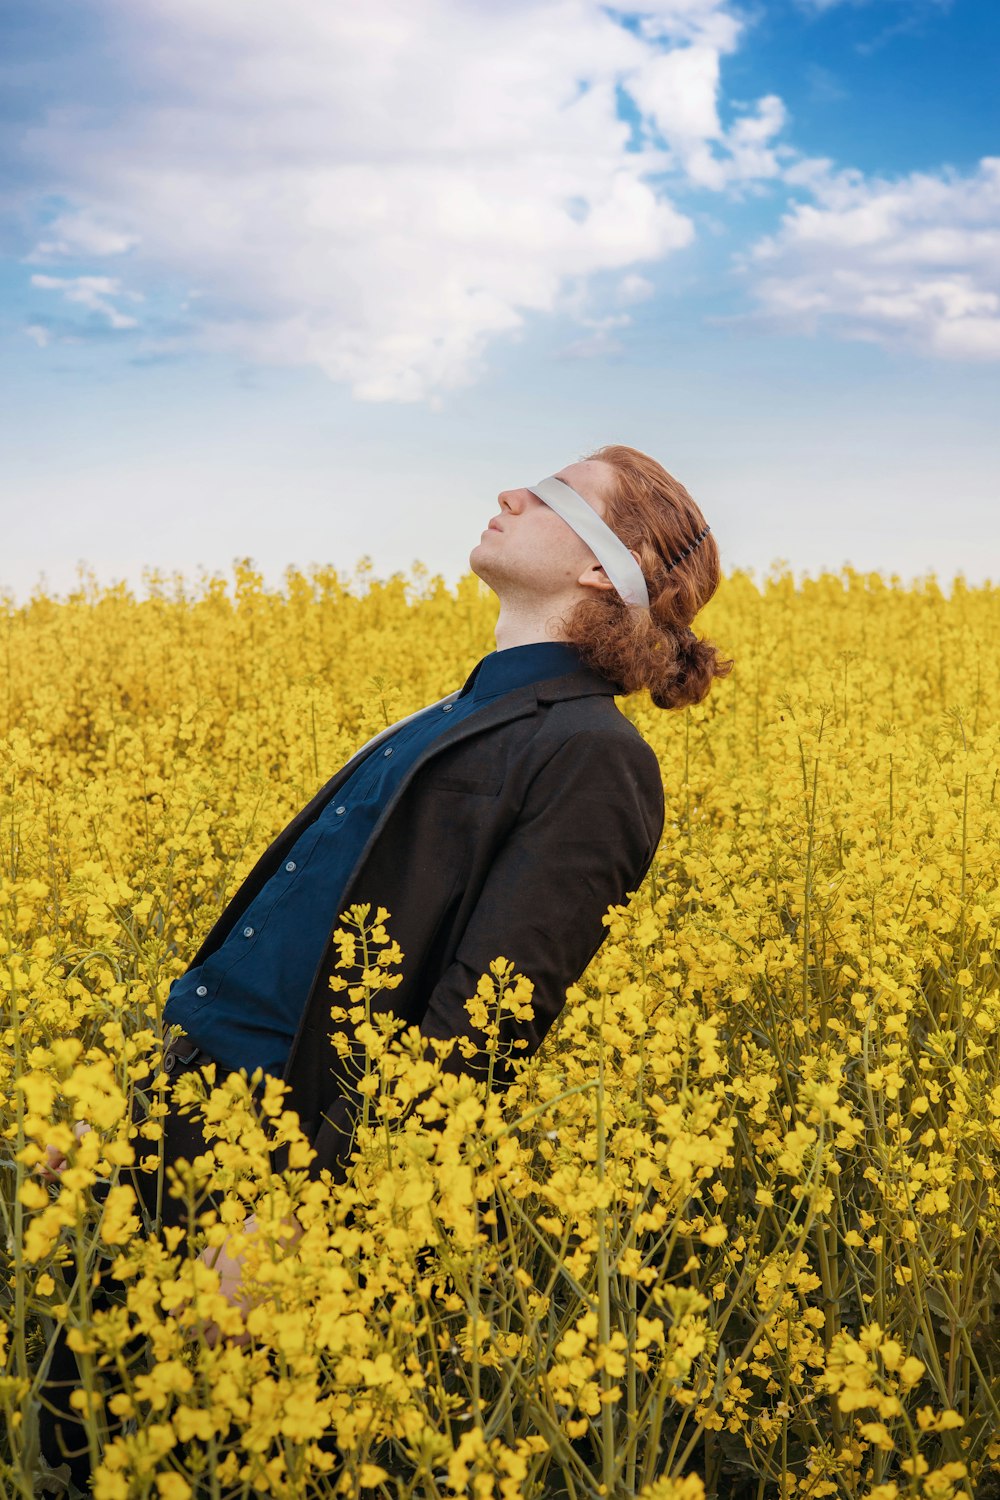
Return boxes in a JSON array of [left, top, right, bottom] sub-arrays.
[[164, 1038, 202, 1074]]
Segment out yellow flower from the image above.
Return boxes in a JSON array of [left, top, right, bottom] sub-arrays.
[[699, 1224, 728, 1247], [4, 557, 999, 1493]]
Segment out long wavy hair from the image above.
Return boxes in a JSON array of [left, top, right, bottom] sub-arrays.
[[562, 443, 734, 709]]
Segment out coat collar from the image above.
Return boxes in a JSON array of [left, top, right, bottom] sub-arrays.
[[337, 663, 618, 773], [532, 665, 621, 702]]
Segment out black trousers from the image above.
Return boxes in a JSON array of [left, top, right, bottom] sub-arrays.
[[36, 1043, 227, 1489]]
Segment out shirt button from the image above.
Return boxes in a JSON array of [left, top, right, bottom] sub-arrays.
[[335, 806, 346, 815], [285, 861, 296, 872], [243, 926, 254, 938], [383, 747, 393, 756], [442, 704, 453, 712], [196, 985, 208, 997]]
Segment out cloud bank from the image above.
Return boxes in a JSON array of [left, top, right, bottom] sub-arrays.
[[16, 0, 785, 400], [744, 156, 1000, 359], [12, 0, 998, 396]]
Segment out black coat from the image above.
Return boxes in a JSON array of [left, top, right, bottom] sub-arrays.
[[184, 663, 665, 1179]]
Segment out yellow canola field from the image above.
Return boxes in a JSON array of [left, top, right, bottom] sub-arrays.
[[1, 559, 998, 1500]]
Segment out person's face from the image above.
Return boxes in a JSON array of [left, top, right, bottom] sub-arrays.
[[471, 459, 633, 603]]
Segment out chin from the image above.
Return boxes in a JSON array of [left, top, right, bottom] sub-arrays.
[[470, 550, 503, 591]]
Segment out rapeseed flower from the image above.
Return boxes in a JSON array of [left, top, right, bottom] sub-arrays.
[[1, 560, 998, 1495]]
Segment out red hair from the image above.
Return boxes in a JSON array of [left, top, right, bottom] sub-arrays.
[[562, 443, 734, 709]]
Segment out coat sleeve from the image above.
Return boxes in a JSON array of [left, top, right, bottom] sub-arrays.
[[307, 728, 664, 1183]]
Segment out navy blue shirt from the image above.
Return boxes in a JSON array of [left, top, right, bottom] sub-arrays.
[[163, 640, 585, 1078]]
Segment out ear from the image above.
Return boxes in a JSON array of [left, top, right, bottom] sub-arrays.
[[578, 549, 643, 592]]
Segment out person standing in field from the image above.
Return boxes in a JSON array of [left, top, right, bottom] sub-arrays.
[[152, 443, 731, 1183], [40, 442, 732, 1481]]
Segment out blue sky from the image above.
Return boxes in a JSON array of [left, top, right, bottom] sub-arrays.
[[2, 0, 998, 603]]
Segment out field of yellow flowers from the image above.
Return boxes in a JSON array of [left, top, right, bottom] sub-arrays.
[[1, 558, 998, 1500]]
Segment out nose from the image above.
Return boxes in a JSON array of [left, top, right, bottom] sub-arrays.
[[497, 487, 533, 514]]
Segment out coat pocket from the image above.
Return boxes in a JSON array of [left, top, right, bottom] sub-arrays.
[[422, 771, 503, 796]]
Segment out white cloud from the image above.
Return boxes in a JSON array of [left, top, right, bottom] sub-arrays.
[[636, 0, 743, 50], [722, 95, 790, 184], [27, 211, 140, 260], [556, 310, 634, 359], [630, 43, 723, 150], [627, 42, 789, 190], [741, 157, 1000, 359], [17, 0, 785, 401], [29, 273, 144, 330], [616, 273, 656, 305]]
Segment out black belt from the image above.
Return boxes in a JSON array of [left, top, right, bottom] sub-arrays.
[[162, 1035, 216, 1074]]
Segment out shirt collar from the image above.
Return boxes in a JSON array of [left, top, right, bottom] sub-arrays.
[[458, 641, 588, 703]]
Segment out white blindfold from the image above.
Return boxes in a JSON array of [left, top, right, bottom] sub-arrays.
[[526, 475, 650, 611]]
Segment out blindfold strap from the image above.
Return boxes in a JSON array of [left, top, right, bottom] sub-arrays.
[[526, 475, 650, 611]]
